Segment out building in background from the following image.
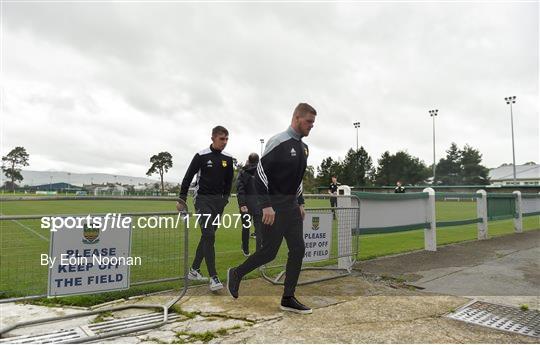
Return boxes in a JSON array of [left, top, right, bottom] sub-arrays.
[[489, 163, 539, 186]]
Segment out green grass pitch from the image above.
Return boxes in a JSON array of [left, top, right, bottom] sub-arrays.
[[0, 197, 537, 306]]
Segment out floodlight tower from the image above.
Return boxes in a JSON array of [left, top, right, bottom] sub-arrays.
[[353, 122, 361, 151], [260, 139, 264, 157], [429, 109, 438, 183], [504, 96, 517, 185]]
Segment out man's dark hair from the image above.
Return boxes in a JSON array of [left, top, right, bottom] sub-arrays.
[[212, 125, 229, 137], [293, 103, 317, 118], [248, 153, 259, 164]]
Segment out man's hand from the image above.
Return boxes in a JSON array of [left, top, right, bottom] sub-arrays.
[[176, 200, 186, 212], [240, 206, 248, 213], [262, 206, 275, 226], [299, 204, 306, 221]]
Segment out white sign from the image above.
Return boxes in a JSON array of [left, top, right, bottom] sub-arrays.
[[303, 213, 332, 262], [48, 216, 132, 297]]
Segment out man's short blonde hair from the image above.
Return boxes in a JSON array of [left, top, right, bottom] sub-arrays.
[[293, 103, 317, 118]]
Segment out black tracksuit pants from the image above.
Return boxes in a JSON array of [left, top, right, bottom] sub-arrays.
[[241, 211, 263, 253], [192, 196, 224, 277], [330, 197, 337, 218], [235, 206, 304, 297]]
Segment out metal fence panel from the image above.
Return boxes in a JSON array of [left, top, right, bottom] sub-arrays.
[[260, 206, 359, 286], [0, 211, 185, 302]]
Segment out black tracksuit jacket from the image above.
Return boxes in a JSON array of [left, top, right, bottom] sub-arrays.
[[255, 126, 307, 211], [179, 145, 234, 206], [236, 163, 261, 215]]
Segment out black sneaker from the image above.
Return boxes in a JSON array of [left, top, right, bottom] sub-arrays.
[[227, 267, 240, 299], [241, 247, 250, 257], [250, 233, 256, 239], [280, 296, 312, 314]]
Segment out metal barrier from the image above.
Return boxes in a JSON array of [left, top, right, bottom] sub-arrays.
[[260, 195, 359, 286], [0, 210, 190, 343], [0, 210, 186, 303]]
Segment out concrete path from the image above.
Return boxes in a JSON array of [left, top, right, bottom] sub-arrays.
[[1, 230, 538, 343], [357, 229, 540, 309], [2, 271, 536, 343]]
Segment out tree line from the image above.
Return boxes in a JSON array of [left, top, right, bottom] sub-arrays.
[[2, 142, 490, 193], [302, 142, 490, 193]]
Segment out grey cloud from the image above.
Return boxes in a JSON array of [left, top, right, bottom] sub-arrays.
[[2, 2, 537, 179]]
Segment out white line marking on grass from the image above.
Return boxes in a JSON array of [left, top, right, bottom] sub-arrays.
[[13, 219, 49, 241], [1, 214, 49, 242]]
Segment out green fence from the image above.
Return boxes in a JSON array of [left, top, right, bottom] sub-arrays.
[[487, 193, 517, 221]]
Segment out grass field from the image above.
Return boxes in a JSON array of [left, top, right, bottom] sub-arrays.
[[0, 197, 538, 306]]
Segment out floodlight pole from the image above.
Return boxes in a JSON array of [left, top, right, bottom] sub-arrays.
[[429, 110, 438, 183], [353, 122, 360, 152], [353, 122, 361, 187], [260, 139, 264, 157], [505, 96, 517, 184]]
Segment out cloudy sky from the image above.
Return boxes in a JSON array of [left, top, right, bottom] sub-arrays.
[[2, 1, 538, 182]]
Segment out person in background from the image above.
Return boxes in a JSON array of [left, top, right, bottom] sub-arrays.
[[328, 176, 340, 219], [394, 181, 405, 193], [236, 153, 263, 256]]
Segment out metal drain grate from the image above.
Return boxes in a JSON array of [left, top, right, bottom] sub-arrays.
[[0, 312, 183, 344], [447, 301, 539, 338]]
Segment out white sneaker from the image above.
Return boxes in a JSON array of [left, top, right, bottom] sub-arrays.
[[209, 276, 223, 291], [188, 268, 207, 281]]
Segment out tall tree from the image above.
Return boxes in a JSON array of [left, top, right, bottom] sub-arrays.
[[302, 165, 318, 194], [374, 150, 430, 186], [435, 142, 462, 185], [316, 157, 343, 186], [2, 146, 30, 192], [460, 144, 489, 185], [341, 147, 374, 186], [146, 152, 173, 193], [436, 143, 490, 185], [373, 151, 393, 186]]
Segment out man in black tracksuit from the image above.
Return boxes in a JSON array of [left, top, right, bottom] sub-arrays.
[[176, 126, 234, 291], [227, 103, 317, 314], [394, 181, 405, 193], [237, 153, 263, 255], [328, 176, 339, 219]]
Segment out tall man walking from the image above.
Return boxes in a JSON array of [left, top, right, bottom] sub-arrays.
[[176, 126, 234, 291], [227, 103, 317, 314]]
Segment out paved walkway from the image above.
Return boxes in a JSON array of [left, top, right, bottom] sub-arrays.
[[1, 230, 538, 343], [358, 229, 540, 309]]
